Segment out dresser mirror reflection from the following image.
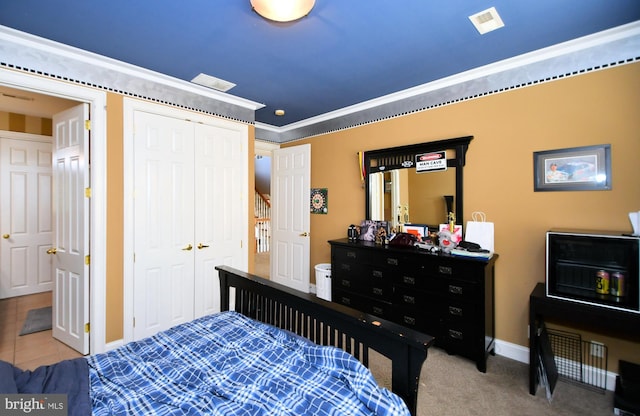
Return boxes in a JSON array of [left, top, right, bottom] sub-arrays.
[[364, 136, 473, 232]]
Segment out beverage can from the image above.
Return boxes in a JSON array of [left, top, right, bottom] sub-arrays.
[[595, 270, 609, 294], [611, 271, 625, 297]]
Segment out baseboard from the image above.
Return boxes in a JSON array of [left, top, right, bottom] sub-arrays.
[[494, 338, 618, 391], [104, 339, 125, 352]]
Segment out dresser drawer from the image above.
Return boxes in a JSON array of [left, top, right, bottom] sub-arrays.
[[439, 321, 479, 356], [423, 260, 483, 283], [444, 279, 480, 304], [367, 252, 411, 269], [393, 285, 436, 307], [393, 269, 440, 293], [332, 246, 365, 264], [334, 275, 364, 292], [332, 260, 367, 279], [334, 271, 393, 299], [332, 288, 393, 319], [441, 299, 479, 325], [394, 300, 442, 334]]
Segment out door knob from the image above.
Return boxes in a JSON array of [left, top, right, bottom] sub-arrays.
[[2, 234, 9, 239], [300, 232, 309, 237], [197, 243, 209, 249], [182, 244, 193, 251], [46, 248, 57, 254]]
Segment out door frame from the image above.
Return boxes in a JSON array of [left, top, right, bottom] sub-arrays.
[[0, 68, 108, 354]]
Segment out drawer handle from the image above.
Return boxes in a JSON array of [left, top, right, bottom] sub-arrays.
[[403, 295, 416, 304], [448, 284, 463, 295], [372, 287, 383, 296], [403, 316, 416, 325], [449, 306, 463, 316], [439, 265, 453, 275], [341, 280, 351, 288], [448, 329, 464, 340], [340, 297, 351, 305], [387, 258, 399, 266], [372, 270, 383, 278], [372, 306, 383, 315], [402, 276, 416, 285], [340, 264, 351, 271], [347, 251, 356, 258]]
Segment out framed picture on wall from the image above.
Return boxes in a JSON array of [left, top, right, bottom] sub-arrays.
[[533, 144, 611, 192]]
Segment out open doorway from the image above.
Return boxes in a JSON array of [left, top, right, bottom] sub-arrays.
[[0, 68, 109, 355], [0, 87, 88, 359], [254, 140, 279, 279], [0, 86, 78, 299], [254, 153, 271, 278]]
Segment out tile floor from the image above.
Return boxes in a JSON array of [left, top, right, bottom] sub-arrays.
[[0, 291, 82, 370]]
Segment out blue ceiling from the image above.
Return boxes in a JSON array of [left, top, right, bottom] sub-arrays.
[[1, 1, 639, 128]]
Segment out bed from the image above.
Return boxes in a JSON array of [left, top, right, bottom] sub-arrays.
[[1, 266, 434, 415]]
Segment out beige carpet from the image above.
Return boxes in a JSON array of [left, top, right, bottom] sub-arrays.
[[369, 347, 613, 416], [254, 251, 270, 278]]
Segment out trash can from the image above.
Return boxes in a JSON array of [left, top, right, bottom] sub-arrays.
[[314, 263, 332, 301]]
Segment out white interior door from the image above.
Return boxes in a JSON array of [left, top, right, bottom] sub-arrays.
[[51, 104, 90, 355], [0, 135, 53, 299], [270, 144, 311, 292], [193, 123, 247, 318], [133, 111, 195, 340]]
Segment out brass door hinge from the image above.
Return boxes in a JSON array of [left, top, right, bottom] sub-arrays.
[[85, 255, 90, 265], [85, 120, 91, 130], [84, 323, 90, 333], [85, 187, 91, 198]]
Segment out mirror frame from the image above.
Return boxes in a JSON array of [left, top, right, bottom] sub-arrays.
[[364, 136, 473, 225]]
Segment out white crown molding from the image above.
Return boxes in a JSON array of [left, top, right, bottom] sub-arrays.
[[2, 20, 638, 141], [260, 21, 640, 136], [0, 25, 264, 112]]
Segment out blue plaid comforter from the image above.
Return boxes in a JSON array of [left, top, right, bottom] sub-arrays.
[[88, 311, 410, 415]]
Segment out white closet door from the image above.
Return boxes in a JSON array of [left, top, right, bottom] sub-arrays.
[[133, 111, 195, 339], [193, 122, 247, 318]]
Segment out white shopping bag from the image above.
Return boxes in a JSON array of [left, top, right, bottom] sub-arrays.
[[465, 212, 494, 252]]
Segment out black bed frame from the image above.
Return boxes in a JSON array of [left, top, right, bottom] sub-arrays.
[[216, 266, 434, 415]]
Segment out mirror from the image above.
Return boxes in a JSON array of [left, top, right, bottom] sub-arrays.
[[365, 136, 472, 232]]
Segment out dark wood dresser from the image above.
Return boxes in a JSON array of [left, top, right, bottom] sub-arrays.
[[329, 238, 498, 372]]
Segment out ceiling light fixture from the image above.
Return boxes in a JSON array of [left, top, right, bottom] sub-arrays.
[[251, 0, 315, 22]]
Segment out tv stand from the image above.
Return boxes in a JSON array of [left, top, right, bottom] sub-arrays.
[[529, 282, 640, 395]]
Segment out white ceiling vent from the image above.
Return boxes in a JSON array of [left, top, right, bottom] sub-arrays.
[[469, 7, 504, 35], [191, 73, 236, 92]]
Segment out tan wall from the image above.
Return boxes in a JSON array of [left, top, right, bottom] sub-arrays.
[[0, 112, 52, 135], [286, 62, 640, 371], [105, 94, 124, 342]]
